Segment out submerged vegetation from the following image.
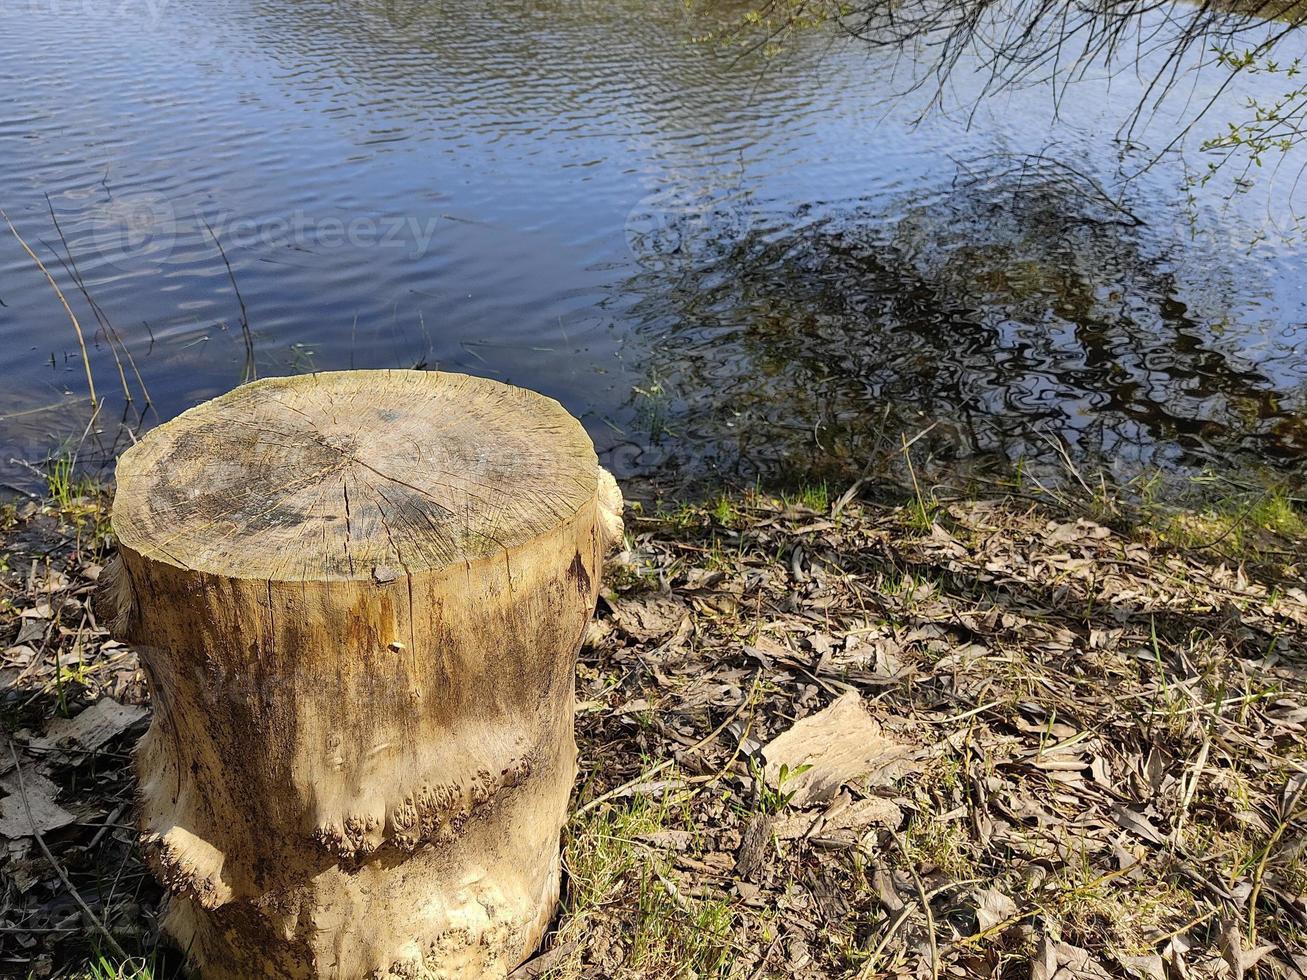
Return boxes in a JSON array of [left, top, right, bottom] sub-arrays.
[[2, 462, 1303, 978], [624, 155, 1307, 496]]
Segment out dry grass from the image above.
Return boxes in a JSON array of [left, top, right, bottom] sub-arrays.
[[1, 478, 1304, 978]]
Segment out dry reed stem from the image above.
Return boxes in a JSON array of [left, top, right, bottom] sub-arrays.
[[2, 209, 97, 407]]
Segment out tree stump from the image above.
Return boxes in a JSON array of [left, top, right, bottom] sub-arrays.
[[100, 370, 623, 979]]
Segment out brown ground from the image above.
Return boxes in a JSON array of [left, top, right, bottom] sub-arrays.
[[1, 484, 1304, 979]]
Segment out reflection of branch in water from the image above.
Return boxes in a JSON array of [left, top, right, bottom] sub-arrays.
[[951, 150, 1146, 228], [741, 0, 1307, 169]]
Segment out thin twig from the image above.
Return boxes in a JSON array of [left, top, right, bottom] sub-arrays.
[[573, 676, 759, 819], [44, 195, 155, 416], [856, 875, 965, 978], [889, 830, 939, 980], [6, 740, 128, 961], [201, 215, 256, 382]]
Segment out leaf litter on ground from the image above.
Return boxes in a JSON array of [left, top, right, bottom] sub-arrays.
[[1, 483, 1305, 978]]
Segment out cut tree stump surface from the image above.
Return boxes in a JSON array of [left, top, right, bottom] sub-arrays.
[[105, 370, 617, 980], [113, 369, 599, 580]]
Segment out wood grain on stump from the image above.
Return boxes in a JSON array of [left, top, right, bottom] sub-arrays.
[[102, 370, 622, 979]]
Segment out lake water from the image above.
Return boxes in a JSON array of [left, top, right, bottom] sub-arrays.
[[2, 0, 1306, 494]]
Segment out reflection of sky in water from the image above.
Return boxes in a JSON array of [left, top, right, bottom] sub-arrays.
[[0, 0, 1304, 487]]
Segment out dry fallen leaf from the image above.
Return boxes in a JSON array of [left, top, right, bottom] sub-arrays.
[[774, 795, 903, 841], [0, 771, 75, 840], [1110, 803, 1169, 846], [1115, 952, 1166, 980], [28, 697, 148, 770], [761, 691, 922, 807], [608, 594, 689, 642], [15, 620, 46, 645], [873, 866, 906, 913], [1032, 938, 1113, 980], [1219, 919, 1277, 980], [973, 887, 1018, 932]]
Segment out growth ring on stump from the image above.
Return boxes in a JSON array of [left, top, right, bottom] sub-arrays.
[[105, 370, 622, 979]]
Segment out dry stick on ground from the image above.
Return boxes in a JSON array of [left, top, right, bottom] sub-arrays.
[[691, 680, 762, 790], [1246, 776, 1306, 945], [572, 676, 760, 819], [889, 830, 939, 980], [856, 877, 966, 978], [1, 209, 97, 407], [858, 904, 917, 977], [6, 741, 129, 961]]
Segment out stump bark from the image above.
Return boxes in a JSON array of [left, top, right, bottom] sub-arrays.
[[102, 370, 623, 979]]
